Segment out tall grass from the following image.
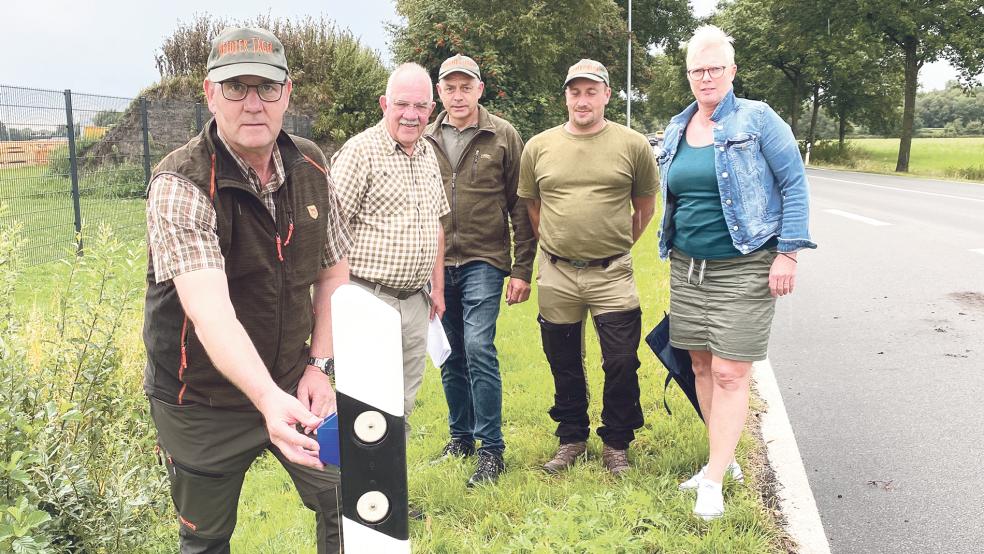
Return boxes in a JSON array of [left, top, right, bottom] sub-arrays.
[[0, 224, 170, 553]]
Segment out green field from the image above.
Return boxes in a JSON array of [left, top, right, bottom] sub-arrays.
[[0, 164, 145, 267], [810, 137, 984, 181]]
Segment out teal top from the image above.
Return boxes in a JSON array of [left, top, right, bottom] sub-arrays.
[[666, 137, 740, 259]]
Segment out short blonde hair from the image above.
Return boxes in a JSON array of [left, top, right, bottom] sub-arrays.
[[686, 25, 736, 68]]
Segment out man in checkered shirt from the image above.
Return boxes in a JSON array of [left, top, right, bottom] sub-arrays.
[[331, 63, 450, 441]]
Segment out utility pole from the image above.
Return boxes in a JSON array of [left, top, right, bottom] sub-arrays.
[[627, 0, 632, 128]]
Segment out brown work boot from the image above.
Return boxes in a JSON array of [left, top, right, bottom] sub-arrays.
[[542, 441, 587, 474], [602, 445, 630, 477]]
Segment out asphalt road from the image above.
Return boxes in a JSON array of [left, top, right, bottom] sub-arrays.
[[770, 168, 984, 554]]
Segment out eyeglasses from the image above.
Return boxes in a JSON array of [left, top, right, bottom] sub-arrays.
[[390, 100, 433, 114], [687, 66, 727, 81], [220, 81, 285, 102]]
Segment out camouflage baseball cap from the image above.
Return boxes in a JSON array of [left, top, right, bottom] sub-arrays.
[[206, 27, 289, 83], [564, 59, 609, 87], [438, 54, 481, 80]]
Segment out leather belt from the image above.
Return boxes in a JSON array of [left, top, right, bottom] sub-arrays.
[[349, 275, 422, 300], [542, 249, 627, 269]]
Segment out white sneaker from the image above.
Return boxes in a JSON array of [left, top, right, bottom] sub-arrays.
[[693, 478, 724, 521], [678, 461, 744, 490]]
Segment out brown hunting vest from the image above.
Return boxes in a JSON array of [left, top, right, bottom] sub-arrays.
[[143, 121, 333, 408]]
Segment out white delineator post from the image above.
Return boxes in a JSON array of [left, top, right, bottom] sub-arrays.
[[332, 284, 411, 553]]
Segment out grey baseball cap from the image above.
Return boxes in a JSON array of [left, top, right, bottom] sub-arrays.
[[206, 27, 289, 82], [564, 59, 610, 87]]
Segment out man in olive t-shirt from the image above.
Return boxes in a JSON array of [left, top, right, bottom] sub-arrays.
[[518, 59, 658, 477]]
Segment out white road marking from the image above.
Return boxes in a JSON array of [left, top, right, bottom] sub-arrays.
[[809, 173, 984, 204], [970, 249, 984, 256], [823, 209, 892, 226], [754, 359, 831, 554]]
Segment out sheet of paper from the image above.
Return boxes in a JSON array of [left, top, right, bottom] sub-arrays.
[[427, 316, 452, 367]]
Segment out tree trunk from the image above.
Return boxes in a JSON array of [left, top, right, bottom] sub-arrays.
[[807, 83, 821, 147], [896, 37, 919, 172], [838, 109, 846, 150], [789, 75, 802, 137]]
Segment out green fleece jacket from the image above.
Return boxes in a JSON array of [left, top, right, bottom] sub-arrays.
[[424, 105, 536, 281]]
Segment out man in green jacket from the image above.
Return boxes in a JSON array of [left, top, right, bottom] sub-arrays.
[[424, 54, 536, 486]]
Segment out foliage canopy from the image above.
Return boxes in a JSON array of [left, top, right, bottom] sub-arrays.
[[152, 14, 388, 148]]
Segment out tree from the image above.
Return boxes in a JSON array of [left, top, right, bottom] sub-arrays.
[[153, 14, 389, 147], [717, 0, 911, 151], [616, 0, 696, 131], [638, 49, 696, 129], [855, 0, 984, 171], [391, 0, 640, 138], [615, 0, 694, 49], [716, 0, 826, 136], [0, 121, 8, 141], [816, 12, 903, 147], [91, 110, 123, 127], [916, 82, 984, 129]]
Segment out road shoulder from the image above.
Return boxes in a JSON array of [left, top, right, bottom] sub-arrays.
[[754, 359, 831, 554]]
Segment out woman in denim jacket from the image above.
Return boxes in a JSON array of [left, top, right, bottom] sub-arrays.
[[656, 25, 816, 521]]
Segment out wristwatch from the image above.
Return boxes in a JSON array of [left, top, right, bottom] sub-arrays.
[[307, 356, 335, 379]]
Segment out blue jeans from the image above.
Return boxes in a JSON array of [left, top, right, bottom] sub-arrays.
[[441, 261, 508, 454]]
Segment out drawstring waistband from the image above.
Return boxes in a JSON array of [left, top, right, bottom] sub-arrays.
[[686, 257, 707, 286]]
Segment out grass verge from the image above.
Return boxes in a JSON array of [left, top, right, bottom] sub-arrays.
[[7, 218, 790, 552], [223, 227, 789, 553]]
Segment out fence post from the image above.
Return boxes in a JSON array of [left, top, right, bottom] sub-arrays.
[[140, 97, 152, 188], [195, 102, 204, 133], [64, 89, 83, 256]]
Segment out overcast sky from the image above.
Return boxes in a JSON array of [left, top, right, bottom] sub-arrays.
[[0, 0, 963, 98]]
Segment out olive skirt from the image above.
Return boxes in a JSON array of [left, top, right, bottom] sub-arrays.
[[668, 247, 777, 362]]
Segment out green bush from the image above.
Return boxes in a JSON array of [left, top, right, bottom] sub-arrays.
[[46, 140, 96, 180], [806, 140, 863, 168], [153, 13, 388, 149], [0, 225, 170, 553], [80, 164, 147, 199], [46, 139, 149, 199]]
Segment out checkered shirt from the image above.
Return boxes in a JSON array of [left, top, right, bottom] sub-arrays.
[[147, 135, 352, 283], [330, 120, 450, 290]]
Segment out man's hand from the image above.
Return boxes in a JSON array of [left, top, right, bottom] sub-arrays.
[[505, 278, 531, 305], [429, 287, 446, 320], [256, 388, 324, 469], [297, 367, 337, 418], [769, 253, 798, 297]]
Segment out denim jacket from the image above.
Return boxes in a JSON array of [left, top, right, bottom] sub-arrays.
[[657, 89, 817, 259]]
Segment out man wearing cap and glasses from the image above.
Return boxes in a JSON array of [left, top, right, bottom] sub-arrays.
[[144, 27, 352, 553], [423, 55, 535, 486], [330, 63, 449, 447], [519, 59, 658, 477]]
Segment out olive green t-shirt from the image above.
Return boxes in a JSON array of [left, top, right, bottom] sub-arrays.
[[518, 122, 658, 260]]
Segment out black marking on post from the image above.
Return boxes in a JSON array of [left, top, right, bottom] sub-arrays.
[[337, 391, 409, 541]]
